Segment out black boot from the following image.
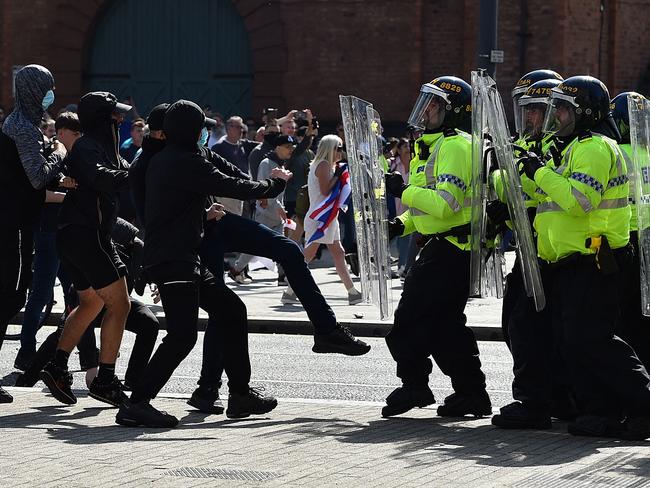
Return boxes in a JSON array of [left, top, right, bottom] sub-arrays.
[[437, 391, 492, 417], [491, 401, 551, 429], [381, 385, 435, 418], [188, 386, 224, 415]]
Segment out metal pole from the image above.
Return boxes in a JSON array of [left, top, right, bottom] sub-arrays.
[[477, 0, 499, 78]]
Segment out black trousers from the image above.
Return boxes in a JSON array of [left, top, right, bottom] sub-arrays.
[[21, 297, 158, 387], [617, 233, 650, 370], [385, 237, 486, 393], [133, 264, 250, 401], [504, 259, 574, 412], [548, 254, 650, 416], [196, 213, 338, 390], [0, 227, 34, 353]]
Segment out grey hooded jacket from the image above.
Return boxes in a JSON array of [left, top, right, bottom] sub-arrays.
[[0, 64, 64, 226]]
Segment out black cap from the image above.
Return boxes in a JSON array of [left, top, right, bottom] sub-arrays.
[[146, 103, 170, 131], [273, 134, 297, 148]]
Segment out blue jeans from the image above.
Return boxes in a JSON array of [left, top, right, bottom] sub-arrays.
[[20, 229, 60, 352], [197, 213, 337, 389]]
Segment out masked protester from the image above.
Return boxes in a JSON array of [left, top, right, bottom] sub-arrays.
[[40, 91, 133, 407], [117, 100, 289, 428], [381, 76, 491, 419], [0, 64, 66, 403]]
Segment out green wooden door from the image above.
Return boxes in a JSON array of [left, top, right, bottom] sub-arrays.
[[86, 0, 252, 117]]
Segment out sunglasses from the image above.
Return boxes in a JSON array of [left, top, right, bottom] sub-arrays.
[[336, 146, 343, 151]]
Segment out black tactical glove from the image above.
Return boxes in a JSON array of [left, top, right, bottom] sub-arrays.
[[486, 200, 510, 235], [385, 172, 409, 198], [388, 218, 405, 240], [521, 153, 545, 180]]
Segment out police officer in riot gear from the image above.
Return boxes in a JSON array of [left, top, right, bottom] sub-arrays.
[[611, 91, 650, 369], [382, 76, 491, 418], [511, 69, 563, 138], [492, 76, 579, 430], [515, 76, 650, 439]]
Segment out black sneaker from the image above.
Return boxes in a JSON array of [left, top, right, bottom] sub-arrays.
[[0, 386, 13, 403], [188, 386, 224, 415], [39, 362, 76, 405], [13, 348, 36, 372], [381, 386, 435, 417], [312, 324, 371, 356], [116, 400, 179, 428], [89, 376, 129, 407], [491, 401, 551, 429], [226, 387, 278, 419], [14, 373, 38, 388], [437, 391, 492, 417]]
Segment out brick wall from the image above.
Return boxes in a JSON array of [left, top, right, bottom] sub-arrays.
[[0, 0, 648, 127]]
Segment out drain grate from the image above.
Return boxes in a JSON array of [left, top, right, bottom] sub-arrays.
[[166, 467, 280, 482]]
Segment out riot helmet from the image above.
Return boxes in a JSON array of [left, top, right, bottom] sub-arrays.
[[543, 76, 611, 138], [517, 78, 562, 139], [407, 76, 471, 131], [611, 91, 646, 143], [512, 69, 563, 136]]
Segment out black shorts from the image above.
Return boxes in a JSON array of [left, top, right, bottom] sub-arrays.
[[57, 225, 127, 291]]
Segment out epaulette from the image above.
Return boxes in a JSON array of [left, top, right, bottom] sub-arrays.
[[443, 127, 457, 138], [578, 131, 592, 142]]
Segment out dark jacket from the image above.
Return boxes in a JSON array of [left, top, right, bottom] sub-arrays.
[[129, 135, 166, 227], [0, 64, 64, 227], [58, 92, 130, 236], [143, 100, 286, 273]]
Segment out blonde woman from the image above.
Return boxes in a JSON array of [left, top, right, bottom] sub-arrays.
[[284, 135, 362, 305]]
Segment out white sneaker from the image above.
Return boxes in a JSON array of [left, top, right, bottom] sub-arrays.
[[281, 289, 299, 304], [348, 289, 363, 305]]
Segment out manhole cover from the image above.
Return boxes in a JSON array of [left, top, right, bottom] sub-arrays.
[[166, 467, 280, 482]]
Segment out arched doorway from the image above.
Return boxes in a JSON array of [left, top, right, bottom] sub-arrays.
[[84, 0, 253, 117]]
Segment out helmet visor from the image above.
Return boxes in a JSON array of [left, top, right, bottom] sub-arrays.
[[543, 92, 578, 136], [407, 83, 450, 130], [518, 96, 549, 139]]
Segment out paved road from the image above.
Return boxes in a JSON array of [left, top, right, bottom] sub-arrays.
[[1, 327, 515, 408]]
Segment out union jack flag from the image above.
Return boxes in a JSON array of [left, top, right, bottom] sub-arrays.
[[307, 163, 352, 244]]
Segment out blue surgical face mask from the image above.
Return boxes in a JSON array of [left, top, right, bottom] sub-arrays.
[[42, 90, 55, 110], [199, 127, 209, 147]]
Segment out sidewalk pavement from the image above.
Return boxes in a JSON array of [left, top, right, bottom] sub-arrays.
[[1, 388, 649, 487], [16, 260, 505, 340]]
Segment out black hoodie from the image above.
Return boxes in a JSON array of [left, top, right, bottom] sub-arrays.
[[143, 100, 286, 272], [58, 92, 130, 236]]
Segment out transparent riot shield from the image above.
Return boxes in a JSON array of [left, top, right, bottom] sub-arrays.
[[473, 70, 546, 311], [628, 94, 650, 316], [339, 95, 393, 319], [469, 70, 506, 299]]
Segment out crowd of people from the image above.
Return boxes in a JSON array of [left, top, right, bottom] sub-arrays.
[[0, 64, 371, 427], [1, 61, 650, 440]]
